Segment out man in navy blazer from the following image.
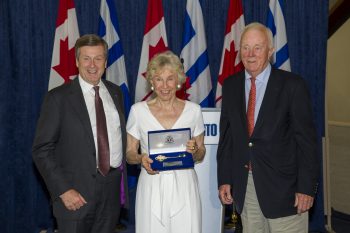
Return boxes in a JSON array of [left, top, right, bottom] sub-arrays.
[[33, 34, 128, 233], [217, 22, 319, 232]]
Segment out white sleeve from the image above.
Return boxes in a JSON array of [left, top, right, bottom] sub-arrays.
[[193, 105, 205, 137], [126, 104, 140, 140]]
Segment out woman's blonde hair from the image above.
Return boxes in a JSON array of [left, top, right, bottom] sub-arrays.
[[146, 51, 186, 85]]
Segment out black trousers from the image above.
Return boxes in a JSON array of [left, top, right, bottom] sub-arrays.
[[57, 168, 122, 233]]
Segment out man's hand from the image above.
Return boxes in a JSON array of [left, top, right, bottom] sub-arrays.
[[219, 184, 233, 204], [60, 189, 87, 211], [294, 193, 314, 214]]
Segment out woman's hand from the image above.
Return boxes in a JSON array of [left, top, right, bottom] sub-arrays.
[[186, 139, 198, 154], [141, 154, 158, 175], [126, 133, 158, 175], [186, 134, 206, 162]]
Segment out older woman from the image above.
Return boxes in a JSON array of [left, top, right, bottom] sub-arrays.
[[126, 51, 206, 233]]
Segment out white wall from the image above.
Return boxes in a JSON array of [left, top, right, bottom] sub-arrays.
[[326, 18, 350, 214]]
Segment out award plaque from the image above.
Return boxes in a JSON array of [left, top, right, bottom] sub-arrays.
[[148, 128, 194, 171]]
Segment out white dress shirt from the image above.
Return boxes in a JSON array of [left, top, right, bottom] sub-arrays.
[[79, 76, 123, 168]]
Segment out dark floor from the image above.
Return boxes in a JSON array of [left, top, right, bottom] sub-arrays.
[[43, 190, 350, 233], [113, 189, 350, 233], [115, 223, 349, 233], [43, 215, 349, 233], [114, 224, 237, 233], [114, 213, 350, 233]]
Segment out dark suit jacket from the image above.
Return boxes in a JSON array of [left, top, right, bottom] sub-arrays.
[[32, 78, 128, 220], [217, 68, 319, 218]]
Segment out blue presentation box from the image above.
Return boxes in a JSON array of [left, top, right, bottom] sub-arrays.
[[148, 128, 194, 171]]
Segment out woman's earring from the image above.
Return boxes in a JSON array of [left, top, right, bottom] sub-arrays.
[[176, 84, 181, 90], [151, 86, 154, 91]]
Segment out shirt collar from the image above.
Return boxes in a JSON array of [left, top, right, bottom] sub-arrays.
[[78, 75, 105, 94], [245, 63, 271, 84]]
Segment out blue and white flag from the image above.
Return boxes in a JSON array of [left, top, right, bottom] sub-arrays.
[[180, 0, 213, 107], [266, 0, 291, 71], [98, 0, 131, 116]]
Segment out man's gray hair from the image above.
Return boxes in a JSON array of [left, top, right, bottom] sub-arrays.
[[241, 22, 274, 49]]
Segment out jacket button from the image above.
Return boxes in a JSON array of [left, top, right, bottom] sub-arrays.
[[248, 142, 253, 147]]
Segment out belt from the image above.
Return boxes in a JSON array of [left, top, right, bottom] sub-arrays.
[[244, 161, 252, 171], [97, 167, 118, 175]]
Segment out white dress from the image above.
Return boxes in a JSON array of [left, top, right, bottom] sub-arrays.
[[127, 101, 204, 233]]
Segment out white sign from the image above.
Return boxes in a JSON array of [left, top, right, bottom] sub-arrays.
[[195, 108, 223, 233], [202, 108, 221, 145]]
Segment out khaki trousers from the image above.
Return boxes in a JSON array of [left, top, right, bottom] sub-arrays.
[[241, 172, 308, 233]]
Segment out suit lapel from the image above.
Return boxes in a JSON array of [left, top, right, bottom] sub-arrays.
[[238, 73, 248, 133], [68, 78, 96, 153], [253, 69, 282, 136]]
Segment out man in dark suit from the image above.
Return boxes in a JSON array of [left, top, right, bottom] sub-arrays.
[[33, 34, 128, 233], [217, 22, 319, 232]]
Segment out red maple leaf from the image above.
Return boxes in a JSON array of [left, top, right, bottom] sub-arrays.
[[140, 37, 170, 101], [53, 38, 78, 83], [149, 37, 168, 60], [142, 37, 168, 80], [217, 41, 244, 85]]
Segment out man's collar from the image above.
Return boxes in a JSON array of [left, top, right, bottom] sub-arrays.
[[78, 75, 104, 93], [245, 63, 271, 83]]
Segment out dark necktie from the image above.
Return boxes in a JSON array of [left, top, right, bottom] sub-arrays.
[[247, 77, 256, 137], [94, 86, 110, 176]]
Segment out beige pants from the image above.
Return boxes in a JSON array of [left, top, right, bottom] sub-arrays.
[[241, 172, 308, 233]]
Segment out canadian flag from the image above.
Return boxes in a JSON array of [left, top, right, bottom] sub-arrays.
[[215, 0, 245, 107], [48, 0, 80, 90], [134, 0, 168, 102]]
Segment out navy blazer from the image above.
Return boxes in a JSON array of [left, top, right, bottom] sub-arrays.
[[217, 68, 319, 218]]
